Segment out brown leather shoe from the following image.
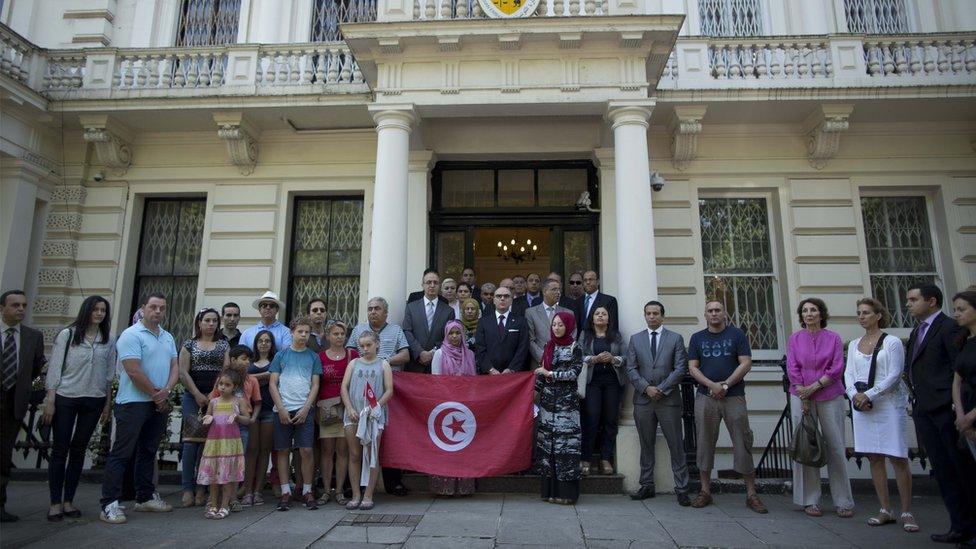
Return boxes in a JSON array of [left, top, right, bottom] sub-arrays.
[[746, 494, 768, 514], [691, 491, 713, 508]]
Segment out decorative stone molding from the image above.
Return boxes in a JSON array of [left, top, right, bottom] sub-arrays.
[[20, 152, 60, 175], [619, 32, 643, 48], [669, 105, 707, 171], [213, 112, 259, 175], [51, 184, 88, 204], [37, 267, 74, 287], [42, 240, 78, 259], [804, 104, 854, 170], [498, 34, 521, 50], [438, 36, 460, 52], [79, 114, 132, 175], [41, 327, 62, 346], [46, 213, 83, 233], [33, 296, 70, 316], [558, 33, 582, 49]]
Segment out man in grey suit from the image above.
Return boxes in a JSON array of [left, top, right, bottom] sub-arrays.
[[526, 278, 573, 368], [627, 300, 690, 506], [402, 269, 455, 373]]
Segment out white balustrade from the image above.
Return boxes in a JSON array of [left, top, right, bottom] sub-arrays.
[[43, 53, 85, 90], [709, 39, 834, 80], [258, 44, 362, 85], [1, 24, 37, 85], [864, 38, 975, 77]]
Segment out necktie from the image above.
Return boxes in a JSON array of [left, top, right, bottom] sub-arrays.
[[584, 294, 592, 318], [650, 331, 658, 361], [498, 314, 506, 337], [2, 328, 17, 391], [912, 321, 929, 362], [426, 301, 435, 330], [546, 307, 554, 322]]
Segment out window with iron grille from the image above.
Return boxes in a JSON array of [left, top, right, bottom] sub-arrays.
[[700, 197, 780, 352], [288, 198, 364, 326], [861, 196, 938, 328], [310, 0, 377, 42], [132, 199, 206, 344], [699, 0, 763, 37], [176, 0, 241, 46], [844, 0, 910, 34]]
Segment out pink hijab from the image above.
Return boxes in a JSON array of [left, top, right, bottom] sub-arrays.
[[439, 320, 476, 376]]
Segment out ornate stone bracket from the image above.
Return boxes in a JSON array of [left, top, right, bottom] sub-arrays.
[[79, 114, 132, 175], [669, 105, 707, 171], [213, 112, 259, 175], [804, 104, 854, 170]]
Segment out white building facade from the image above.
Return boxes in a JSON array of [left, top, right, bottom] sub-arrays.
[[2, 0, 975, 489]]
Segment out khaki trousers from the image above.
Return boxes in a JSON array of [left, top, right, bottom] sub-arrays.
[[789, 394, 854, 509]]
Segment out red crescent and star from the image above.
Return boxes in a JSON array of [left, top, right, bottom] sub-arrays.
[[432, 407, 466, 446]]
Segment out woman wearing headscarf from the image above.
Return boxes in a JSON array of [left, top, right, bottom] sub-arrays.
[[533, 311, 583, 504], [459, 297, 481, 351], [429, 320, 478, 496]]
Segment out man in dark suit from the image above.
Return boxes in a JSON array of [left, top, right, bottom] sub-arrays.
[[402, 269, 455, 373], [461, 267, 478, 302], [627, 300, 690, 505], [577, 270, 619, 330], [1, 290, 46, 522], [479, 283, 496, 315], [905, 284, 976, 544], [474, 285, 529, 374], [512, 273, 544, 317]]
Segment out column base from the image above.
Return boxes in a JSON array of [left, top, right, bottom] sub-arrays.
[[615, 422, 679, 494]]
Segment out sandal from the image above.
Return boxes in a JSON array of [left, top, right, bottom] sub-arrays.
[[580, 462, 591, 476], [359, 500, 375, 511], [335, 492, 349, 506], [316, 489, 333, 506], [900, 512, 919, 533], [836, 508, 854, 518], [345, 498, 362, 510], [868, 508, 894, 526], [216, 507, 230, 519], [253, 493, 265, 506], [599, 460, 614, 475], [180, 492, 194, 508], [804, 505, 823, 517], [204, 506, 219, 519]]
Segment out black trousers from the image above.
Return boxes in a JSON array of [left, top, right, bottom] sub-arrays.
[[914, 406, 976, 534], [0, 388, 21, 507], [48, 395, 106, 504], [100, 402, 168, 508], [583, 377, 622, 461]]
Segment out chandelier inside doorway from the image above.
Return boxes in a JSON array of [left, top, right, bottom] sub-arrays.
[[497, 233, 538, 264]]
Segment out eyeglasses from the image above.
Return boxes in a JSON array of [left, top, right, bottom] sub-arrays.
[[259, 302, 279, 309], [568, 281, 582, 285]]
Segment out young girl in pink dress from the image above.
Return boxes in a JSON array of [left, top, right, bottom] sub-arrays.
[[198, 369, 248, 519]]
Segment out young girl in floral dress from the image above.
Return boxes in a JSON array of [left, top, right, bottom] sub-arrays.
[[198, 369, 248, 519]]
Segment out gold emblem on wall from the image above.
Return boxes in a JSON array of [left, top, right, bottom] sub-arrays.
[[479, 0, 540, 18]]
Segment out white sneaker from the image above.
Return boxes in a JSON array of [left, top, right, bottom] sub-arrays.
[[99, 501, 127, 524], [133, 493, 172, 513]]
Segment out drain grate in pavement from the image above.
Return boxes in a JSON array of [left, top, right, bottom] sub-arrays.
[[337, 513, 423, 527]]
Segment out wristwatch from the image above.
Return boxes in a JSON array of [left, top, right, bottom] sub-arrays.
[[721, 383, 729, 392]]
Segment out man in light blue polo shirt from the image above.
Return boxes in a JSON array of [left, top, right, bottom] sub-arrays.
[[239, 291, 292, 351], [99, 292, 179, 524]]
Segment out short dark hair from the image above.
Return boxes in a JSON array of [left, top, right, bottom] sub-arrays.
[[457, 282, 472, 293], [644, 300, 665, 316], [796, 297, 829, 328], [229, 345, 253, 361], [306, 298, 327, 313], [423, 268, 439, 278], [289, 316, 312, 331], [908, 283, 944, 308], [569, 271, 583, 280], [0, 290, 26, 307], [221, 302, 240, 315], [144, 292, 166, 305], [512, 275, 526, 281]]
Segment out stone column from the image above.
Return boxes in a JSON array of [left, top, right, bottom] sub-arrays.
[[405, 150, 435, 298], [366, 105, 416, 324], [606, 99, 660, 493]]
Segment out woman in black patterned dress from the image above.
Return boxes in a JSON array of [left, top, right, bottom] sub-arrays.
[[534, 311, 583, 504]]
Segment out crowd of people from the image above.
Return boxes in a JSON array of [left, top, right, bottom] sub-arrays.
[[1, 275, 975, 546]]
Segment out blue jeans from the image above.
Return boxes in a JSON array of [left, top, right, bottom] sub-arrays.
[[100, 402, 168, 508], [49, 395, 106, 504], [181, 392, 204, 491]]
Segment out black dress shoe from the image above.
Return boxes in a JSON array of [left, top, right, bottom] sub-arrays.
[[63, 508, 82, 518], [0, 508, 19, 523], [629, 486, 655, 500], [676, 492, 691, 507], [932, 531, 967, 544], [47, 512, 64, 522]]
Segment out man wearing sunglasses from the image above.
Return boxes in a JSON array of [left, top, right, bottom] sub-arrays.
[[240, 291, 292, 351], [304, 298, 329, 352], [566, 272, 585, 301]]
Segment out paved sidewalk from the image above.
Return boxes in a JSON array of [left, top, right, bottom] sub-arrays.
[[0, 481, 952, 548]]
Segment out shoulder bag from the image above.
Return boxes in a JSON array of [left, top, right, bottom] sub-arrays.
[[790, 412, 829, 468], [316, 349, 348, 425]]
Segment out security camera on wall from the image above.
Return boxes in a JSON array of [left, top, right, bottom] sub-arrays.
[[92, 171, 105, 182], [650, 171, 665, 192]]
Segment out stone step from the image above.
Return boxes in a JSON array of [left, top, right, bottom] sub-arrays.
[[403, 473, 625, 494]]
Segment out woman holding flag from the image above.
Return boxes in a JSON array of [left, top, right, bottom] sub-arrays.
[[429, 320, 478, 496], [340, 331, 394, 511], [534, 311, 584, 504]]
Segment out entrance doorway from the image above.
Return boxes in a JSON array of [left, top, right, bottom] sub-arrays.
[[430, 161, 599, 285]]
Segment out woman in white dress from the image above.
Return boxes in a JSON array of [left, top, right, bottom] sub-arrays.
[[844, 297, 918, 533]]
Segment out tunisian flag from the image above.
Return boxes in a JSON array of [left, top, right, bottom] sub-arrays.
[[379, 371, 534, 478]]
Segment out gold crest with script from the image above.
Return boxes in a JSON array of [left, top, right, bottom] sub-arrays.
[[479, 0, 540, 18]]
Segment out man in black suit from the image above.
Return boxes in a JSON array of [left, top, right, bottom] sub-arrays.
[[513, 273, 544, 317], [402, 269, 455, 373], [474, 285, 529, 374], [1, 290, 46, 522], [461, 267, 478, 302], [479, 283, 497, 315], [577, 270, 619, 330], [905, 284, 976, 544]]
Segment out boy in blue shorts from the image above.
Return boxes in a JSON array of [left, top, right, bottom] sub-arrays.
[[269, 317, 321, 511]]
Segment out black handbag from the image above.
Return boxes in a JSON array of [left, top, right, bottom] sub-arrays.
[[791, 412, 829, 468], [181, 410, 211, 443]]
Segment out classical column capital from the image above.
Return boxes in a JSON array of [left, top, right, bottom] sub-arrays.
[[369, 104, 417, 133], [213, 111, 259, 176], [79, 114, 132, 175], [669, 105, 707, 171], [804, 103, 853, 170], [606, 99, 655, 131]]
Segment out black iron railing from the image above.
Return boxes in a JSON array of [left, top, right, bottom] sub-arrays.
[[679, 374, 699, 474], [755, 357, 794, 479]]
